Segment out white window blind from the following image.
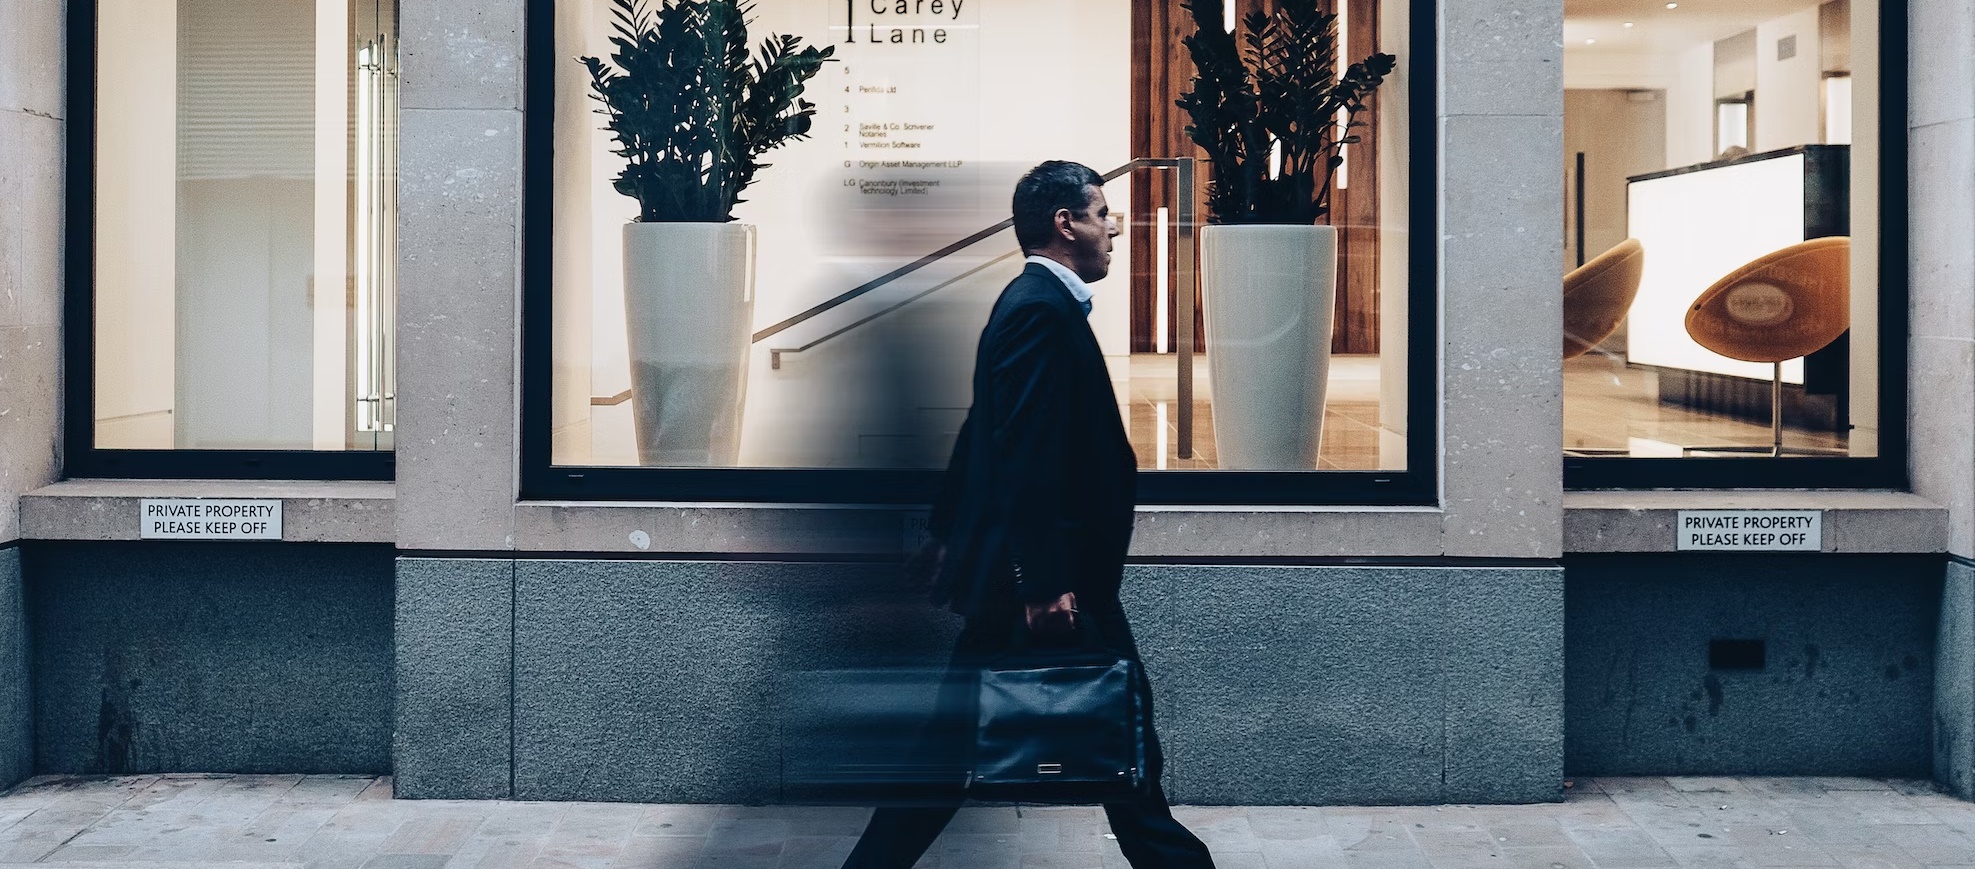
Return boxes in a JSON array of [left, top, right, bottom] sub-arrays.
[[177, 0, 316, 180]]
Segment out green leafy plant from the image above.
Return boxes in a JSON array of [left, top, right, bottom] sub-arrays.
[[581, 0, 834, 222], [1177, 0, 1395, 225]]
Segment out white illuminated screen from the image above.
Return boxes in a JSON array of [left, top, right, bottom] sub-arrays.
[[1625, 153, 1808, 384]]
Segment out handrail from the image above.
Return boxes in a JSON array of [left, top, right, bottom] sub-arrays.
[[754, 157, 1197, 458], [751, 159, 1145, 345], [769, 249, 1023, 370]]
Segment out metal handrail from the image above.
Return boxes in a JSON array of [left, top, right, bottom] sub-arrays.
[[755, 157, 1197, 456], [756, 159, 1163, 343], [768, 249, 1023, 370]]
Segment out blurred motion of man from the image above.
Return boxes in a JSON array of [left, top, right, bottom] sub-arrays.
[[842, 162, 1216, 869]]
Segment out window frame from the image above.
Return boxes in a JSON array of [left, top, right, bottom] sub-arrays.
[[519, 0, 1440, 505], [62, 0, 396, 481], [1564, 0, 1909, 492]]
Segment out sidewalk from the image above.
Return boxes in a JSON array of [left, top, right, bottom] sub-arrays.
[[0, 775, 1971, 869]]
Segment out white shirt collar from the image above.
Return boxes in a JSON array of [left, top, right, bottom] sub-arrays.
[[1025, 255, 1094, 306]]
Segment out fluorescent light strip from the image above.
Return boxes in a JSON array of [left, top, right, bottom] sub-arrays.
[[1335, 0, 1349, 190], [1156, 206, 1170, 354], [354, 43, 376, 431]]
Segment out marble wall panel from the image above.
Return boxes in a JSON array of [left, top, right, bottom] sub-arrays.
[[0, 324, 60, 547], [1910, 0, 1975, 130], [400, 0, 525, 110], [1909, 119, 1975, 343], [1440, 0, 1561, 118], [0, 0, 65, 121], [1910, 336, 1975, 557], [0, 110, 65, 331], [1440, 114, 1565, 559], [396, 108, 523, 550]]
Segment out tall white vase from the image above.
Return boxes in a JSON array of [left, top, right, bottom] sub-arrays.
[[622, 222, 755, 466], [1199, 224, 1339, 470]]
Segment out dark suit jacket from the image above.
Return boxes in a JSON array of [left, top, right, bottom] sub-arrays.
[[928, 262, 1138, 620]]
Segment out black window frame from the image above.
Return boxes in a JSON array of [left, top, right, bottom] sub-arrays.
[[519, 0, 1440, 505], [61, 0, 396, 481], [1564, 0, 1909, 491]]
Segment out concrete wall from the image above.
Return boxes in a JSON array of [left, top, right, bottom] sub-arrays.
[[26, 542, 394, 774], [396, 558, 1564, 805], [1566, 554, 1942, 777]]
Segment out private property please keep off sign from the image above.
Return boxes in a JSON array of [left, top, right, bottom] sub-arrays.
[[1675, 510, 1821, 551], [140, 499, 283, 540]]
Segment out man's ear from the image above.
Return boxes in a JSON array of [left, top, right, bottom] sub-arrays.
[[1054, 209, 1077, 243]]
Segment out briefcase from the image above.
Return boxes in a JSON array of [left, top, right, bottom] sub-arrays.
[[968, 647, 1149, 804]]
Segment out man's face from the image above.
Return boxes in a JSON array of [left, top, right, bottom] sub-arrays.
[[1056, 186, 1121, 283]]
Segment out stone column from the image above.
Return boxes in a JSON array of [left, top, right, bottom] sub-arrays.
[[0, 0, 69, 787], [1435, 0, 1569, 801], [393, 0, 527, 798], [1907, 0, 1975, 799]]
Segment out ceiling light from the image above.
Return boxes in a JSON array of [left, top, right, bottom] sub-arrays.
[[1586, 38, 1597, 44], [1623, 21, 1635, 28], [1665, 2, 1678, 8]]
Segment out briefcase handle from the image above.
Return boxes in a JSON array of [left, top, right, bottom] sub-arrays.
[[1005, 600, 1111, 655]]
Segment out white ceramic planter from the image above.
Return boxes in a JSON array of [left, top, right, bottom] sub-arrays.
[[1199, 224, 1339, 470], [622, 222, 755, 466]]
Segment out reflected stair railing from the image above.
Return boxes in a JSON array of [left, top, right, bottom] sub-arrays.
[[752, 157, 1197, 458]]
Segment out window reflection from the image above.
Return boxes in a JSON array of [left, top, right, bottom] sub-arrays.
[[548, 0, 1413, 472], [93, 0, 398, 452], [1562, 0, 1877, 459]]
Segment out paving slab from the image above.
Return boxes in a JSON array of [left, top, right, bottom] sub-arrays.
[[0, 776, 1968, 868]]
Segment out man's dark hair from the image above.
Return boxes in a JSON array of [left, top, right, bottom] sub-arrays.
[[1012, 161, 1105, 253]]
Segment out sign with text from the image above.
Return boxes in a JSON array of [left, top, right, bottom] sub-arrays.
[[139, 499, 283, 540], [1675, 510, 1821, 551]]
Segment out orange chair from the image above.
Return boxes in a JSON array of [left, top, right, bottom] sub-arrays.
[[1683, 236, 1850, 456], [1564, 239, 1646, 360]]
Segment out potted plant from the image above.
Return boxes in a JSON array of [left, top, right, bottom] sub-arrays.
[[1177, 0, 1394, 469], [582, 0, 832, 465]]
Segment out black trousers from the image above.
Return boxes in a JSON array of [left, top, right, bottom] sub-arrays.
[[840, 598, 1216, 869]]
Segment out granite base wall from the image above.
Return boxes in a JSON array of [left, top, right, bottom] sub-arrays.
[[1565, 554, 1942, 777], [1938, 559, 1975, 798], [24, 542, 394, 774], [0, 547, 30, 788], [395, 557, 1566, 805]]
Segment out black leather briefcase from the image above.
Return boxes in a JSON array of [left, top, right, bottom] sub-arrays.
[[968, 646, 1149, 804]]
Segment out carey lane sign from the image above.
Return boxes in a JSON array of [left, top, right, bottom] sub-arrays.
[[1675, 510, 1821, 551], [140, 499, 283, 540]]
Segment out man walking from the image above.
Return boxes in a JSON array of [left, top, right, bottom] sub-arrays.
[[841, 162, 1216, 869]]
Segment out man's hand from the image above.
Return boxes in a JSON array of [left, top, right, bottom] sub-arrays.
[[1024, 592, 1079, 639], [903, 540, 945, 591]]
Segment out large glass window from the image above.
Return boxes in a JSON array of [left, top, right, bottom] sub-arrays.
[[1561, 0, 1903, 485], [78, 0, 398, 475], [529, 0, 1431, 501]]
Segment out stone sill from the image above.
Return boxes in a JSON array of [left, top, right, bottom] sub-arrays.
[[510, 501, 1447, 558], [20, 479, 395, 543], [15, 483, 1944, 555], [1563, 490, 1946, 554]]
